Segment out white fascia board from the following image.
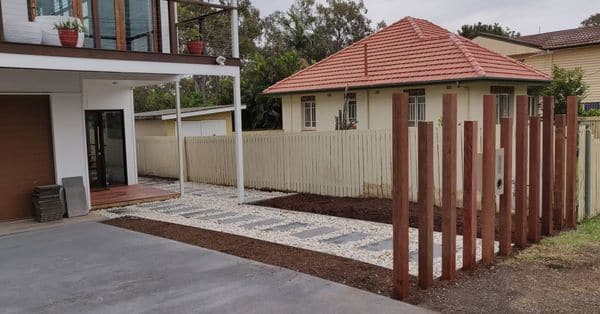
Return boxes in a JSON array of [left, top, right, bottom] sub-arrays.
[[161, 105, 247, 120], [0, 53, 239, 77]]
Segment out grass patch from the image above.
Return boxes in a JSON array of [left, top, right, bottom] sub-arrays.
[[511, 216, 600, 268]]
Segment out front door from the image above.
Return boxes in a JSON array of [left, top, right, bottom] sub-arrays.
[[85, 110, 127, 189]]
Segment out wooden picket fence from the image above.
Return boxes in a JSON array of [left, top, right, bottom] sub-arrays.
[[390, 94, 581, 299]]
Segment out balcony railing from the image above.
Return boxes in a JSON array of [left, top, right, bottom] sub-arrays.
[[0, 0, 238, 65]]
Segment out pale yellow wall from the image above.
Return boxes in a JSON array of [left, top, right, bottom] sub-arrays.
[[521, 46, 600, 103], [281, 82, 530, 132], [472, 36, 541, 57], [135, 111, 234, 136], [135, 120, 172, 136]]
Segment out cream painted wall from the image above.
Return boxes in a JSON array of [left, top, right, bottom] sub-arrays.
[[281, 82, 530, 132], [522, 46, 600, 103], [472, 36, 541, 57], [50, 93, 90, 208]]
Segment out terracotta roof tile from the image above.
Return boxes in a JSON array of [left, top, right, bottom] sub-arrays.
[[517, 26, 600, 49], [264, 17, 551, 95]]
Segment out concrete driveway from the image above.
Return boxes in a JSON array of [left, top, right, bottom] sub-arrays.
[[0, 222, 428, 314]]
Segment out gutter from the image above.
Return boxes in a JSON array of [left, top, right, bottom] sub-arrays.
[[263, 77, 551, 97]]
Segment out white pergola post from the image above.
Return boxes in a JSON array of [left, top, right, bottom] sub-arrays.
[[231, 0, 245, 203], [175, 79, 185, 196]]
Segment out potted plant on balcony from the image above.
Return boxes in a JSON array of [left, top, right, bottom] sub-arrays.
[[187, 37, 204, 55], [53, 20, 86, 48]]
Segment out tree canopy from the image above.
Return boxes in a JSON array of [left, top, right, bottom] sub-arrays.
[[134, 0, 380, 130], [542, 66, 589, 114], [581, 13, 600, 27], [458, 22, 520, 39]]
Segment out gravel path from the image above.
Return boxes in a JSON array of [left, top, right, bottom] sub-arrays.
[[98, 177, 497, 278]]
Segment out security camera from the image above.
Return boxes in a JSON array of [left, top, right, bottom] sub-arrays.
[[216, 56, 227, 66]]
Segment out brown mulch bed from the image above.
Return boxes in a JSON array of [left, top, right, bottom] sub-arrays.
[[253, 193, 526, 240], [105, 217, 600, 313]]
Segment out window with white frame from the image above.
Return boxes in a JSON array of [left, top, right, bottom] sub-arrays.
[[302, 96, 316, 129], [347, 93, 357, 122], [528, 96, 539, 116], [405, 89, 426, 127], [491, 86, 514, 124]]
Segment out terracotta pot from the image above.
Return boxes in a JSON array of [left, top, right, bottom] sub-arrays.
[[58, 29, 79, 47], [187, 40, 204, 55]]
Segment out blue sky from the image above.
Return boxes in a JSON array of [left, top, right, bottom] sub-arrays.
[[251, 0, 600, 35]]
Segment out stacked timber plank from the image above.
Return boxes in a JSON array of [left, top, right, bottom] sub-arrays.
[[32, 185, 65, 223]]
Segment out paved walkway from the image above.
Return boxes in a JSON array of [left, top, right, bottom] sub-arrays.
[[0, 222, 428, 314], [100, 178, 497, 278]]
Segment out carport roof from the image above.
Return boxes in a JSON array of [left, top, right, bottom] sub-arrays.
[[135, 104, 246, 121]]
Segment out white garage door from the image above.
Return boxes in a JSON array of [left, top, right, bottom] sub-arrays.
[[181, 120, 227, 137]]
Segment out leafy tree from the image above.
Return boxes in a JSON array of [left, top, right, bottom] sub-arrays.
[[313, 0, 373, 60], [241, 51, 309, 129], [134, 0, 377, 130], [542, 66, 589, 114], [262, 0, 376, 62], [581, 13, 600, 27], [458, 22, 520, 39]]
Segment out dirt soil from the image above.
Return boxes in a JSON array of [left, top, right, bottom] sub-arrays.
[[253, 193, 517, 239], [105, 217, 600, 313]]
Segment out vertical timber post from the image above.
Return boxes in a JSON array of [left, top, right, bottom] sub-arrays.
[[463, 121, 478, 270], [542, 96, 554, 236], [499, 117, 513, 256], [441, 94, 457, 280], [482, 95, 496, 264], [565, 96, 578, 228], [392, 93, 409, 299], [514, 96, 529, 248], [418, 121, 433, 289], [553, 115, 566, 229], [528, 117, 541, 242]]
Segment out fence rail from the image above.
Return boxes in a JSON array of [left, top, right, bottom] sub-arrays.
[[137, 125, 598, 221]]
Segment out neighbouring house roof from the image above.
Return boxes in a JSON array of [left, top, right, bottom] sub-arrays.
[[135, 105, 246, 121], [516, 26, 600, 50], [263, 17, 551, 95]]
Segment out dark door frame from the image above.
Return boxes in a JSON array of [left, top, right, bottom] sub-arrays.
[[85, 109, 128, 189]]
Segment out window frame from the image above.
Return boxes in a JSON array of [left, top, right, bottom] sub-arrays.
[[491, 86, 515, 124], [301, 96, 317, 130], [404, 89, 426, 127], [27, 0, 162, 52], [346, 92, 357, 122]]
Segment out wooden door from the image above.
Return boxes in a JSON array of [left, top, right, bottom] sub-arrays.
[[0, 96, 55, 221]]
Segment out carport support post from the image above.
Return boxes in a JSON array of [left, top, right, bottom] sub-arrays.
[[175, 79, 185, 196], [232, 0, 245, 203]]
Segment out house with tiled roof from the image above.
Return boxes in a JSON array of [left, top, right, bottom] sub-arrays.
[[264, 17, 550, 132], [474, 25, 600, 109]]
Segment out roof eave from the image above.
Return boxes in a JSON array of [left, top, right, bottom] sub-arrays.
[[263, 77, 551, 96]]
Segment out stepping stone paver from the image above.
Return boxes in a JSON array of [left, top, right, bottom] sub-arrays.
[[321, 232, 369, 244], [359, 238, 393, 251], [291, 226, 337, 239], [240, 218, 284, 229], [198, 211, 238, 220], [107, 208, 128, 214], [163, 206, 196, 214], [182, 209, 221, 218], [218, 214, 261, 224], [263, 222, 308, 232]]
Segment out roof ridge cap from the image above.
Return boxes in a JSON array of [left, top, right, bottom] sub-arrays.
[[406, 17, 425, 39], [449, 34, 486, 76]]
